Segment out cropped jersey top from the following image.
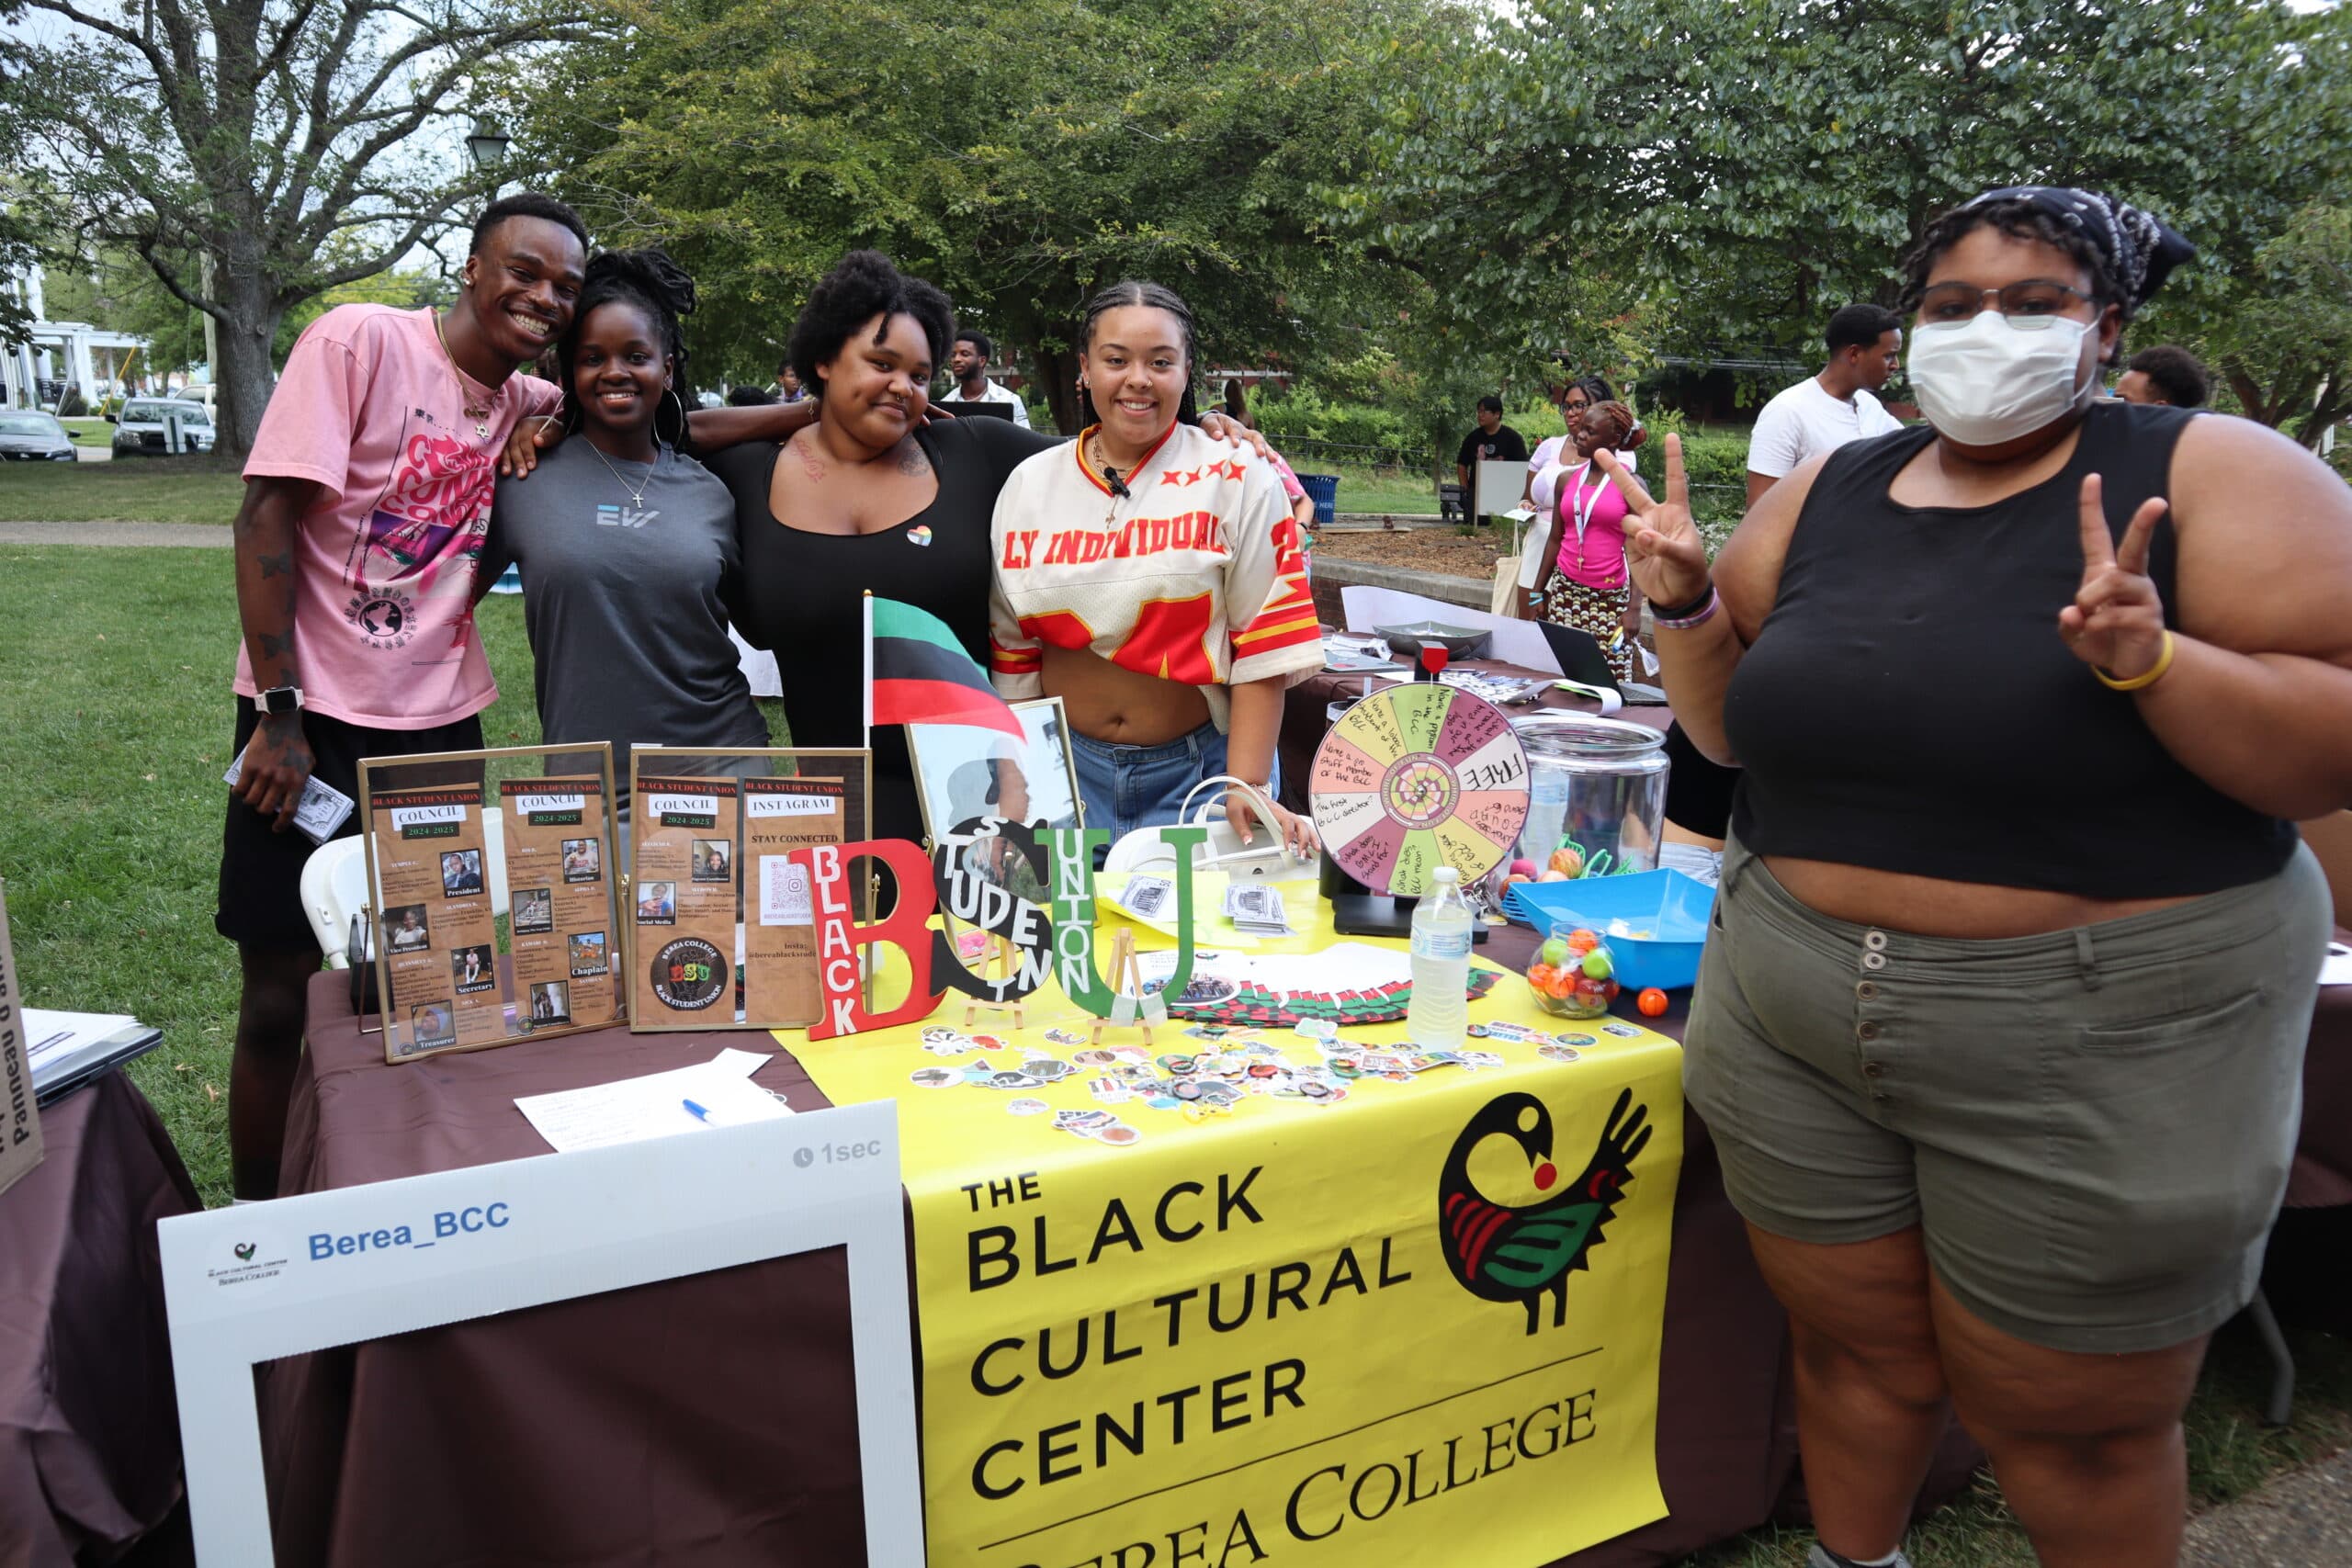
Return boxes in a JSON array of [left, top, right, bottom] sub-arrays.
[[1721, 401, 2297, 897], [988, 422, 1322, 730]]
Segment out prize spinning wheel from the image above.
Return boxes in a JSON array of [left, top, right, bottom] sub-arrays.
[[1309, 683, 1531, 897]]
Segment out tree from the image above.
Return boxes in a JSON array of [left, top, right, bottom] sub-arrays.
[[40, 242, 209, 376], [2142, 203, 2352, 447], [1348, 0, 2352, 426], [3, 0, 598, 456], [517, 0, 1442, 434]]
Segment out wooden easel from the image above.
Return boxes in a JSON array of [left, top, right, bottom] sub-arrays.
[[961, 931, 1029, 1031], [1089, 929, 1165, 1046]]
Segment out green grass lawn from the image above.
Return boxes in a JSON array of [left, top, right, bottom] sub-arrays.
[[0, 542, 2344, 1562], [0, 547, 549, 1201], [62, 417, 110, 449], [0, 458, 244, 524], [1321, 460, 1444, 516]]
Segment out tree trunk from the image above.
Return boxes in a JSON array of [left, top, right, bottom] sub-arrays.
[[1035, 342, 1080, 438], [214, 250, 282, 461]]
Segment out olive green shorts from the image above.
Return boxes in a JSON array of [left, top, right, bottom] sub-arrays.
[[1684, 836, 2330, 1354]]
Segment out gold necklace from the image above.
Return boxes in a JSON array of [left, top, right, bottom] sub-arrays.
[[433, 310, 494, 440], [586, 440, 654, 507], [1084, 430, 1137, 527]]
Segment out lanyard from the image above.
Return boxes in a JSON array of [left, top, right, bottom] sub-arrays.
[[1563, 461, 1605, 561]]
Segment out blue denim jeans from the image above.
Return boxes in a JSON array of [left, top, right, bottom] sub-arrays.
[[1070, 722, 1286, 848]]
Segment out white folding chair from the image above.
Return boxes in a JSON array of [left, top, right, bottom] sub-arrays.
[[299, 812, 510, 967]]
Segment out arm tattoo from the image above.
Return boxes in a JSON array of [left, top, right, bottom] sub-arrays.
[[257, 551, 294, 579], [260, 631, 294, 659]]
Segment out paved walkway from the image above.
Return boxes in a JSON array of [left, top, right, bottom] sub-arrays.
[[2183, 1449, 2352, 1566], [0, 521, 230, 547]]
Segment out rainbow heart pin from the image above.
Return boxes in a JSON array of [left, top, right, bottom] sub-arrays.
[[905, 525, 933, 547]]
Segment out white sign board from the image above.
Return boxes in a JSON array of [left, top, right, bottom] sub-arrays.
[[161, 1100, 919, 1563]]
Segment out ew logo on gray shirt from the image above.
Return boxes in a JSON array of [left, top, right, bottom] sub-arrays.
[[594, 504, 659, 529]]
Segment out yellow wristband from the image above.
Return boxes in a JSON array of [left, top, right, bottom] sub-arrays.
[[2094, 629, 2176, 693]]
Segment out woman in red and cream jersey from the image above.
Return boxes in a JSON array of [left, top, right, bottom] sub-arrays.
[[989, 280, 1322, 857]]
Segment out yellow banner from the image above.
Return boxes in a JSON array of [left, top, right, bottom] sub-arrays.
[[790, 897, 1682, 1568]]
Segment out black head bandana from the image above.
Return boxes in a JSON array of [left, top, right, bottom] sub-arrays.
[[1964, 186, 2196, 313]]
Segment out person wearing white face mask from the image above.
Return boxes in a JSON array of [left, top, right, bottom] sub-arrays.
[[1598, 186, 2352, 1568]]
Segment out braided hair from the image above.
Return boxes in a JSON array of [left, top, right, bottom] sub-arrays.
[[556, 247, 697, 447], [1578, 400, 1645, 457], [1076, 279, 1202, 430]]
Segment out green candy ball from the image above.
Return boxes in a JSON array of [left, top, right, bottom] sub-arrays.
[[1540, 937, 1570, 966], [1580, 949, 1613, 980]]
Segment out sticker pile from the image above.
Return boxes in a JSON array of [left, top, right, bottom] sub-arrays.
[[901, 1021, 1564, 1145]]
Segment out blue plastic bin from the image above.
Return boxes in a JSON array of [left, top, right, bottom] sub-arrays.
[[1297, 472, 1340, 527], [1504, 868, 1716, 991]]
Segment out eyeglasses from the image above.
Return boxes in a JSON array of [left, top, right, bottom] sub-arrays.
[[1917, 280, 2098, 329], [1561, 398, 1589, 412]]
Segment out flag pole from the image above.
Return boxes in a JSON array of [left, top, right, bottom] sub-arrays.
[[862, 591, 874, 751]]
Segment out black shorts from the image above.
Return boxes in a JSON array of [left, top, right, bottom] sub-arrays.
[[215, 698, 485, 953]]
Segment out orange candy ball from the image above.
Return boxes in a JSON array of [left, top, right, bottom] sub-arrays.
[[1636, 987, 1669, 1017]]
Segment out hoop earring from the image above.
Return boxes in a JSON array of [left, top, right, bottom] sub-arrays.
[[664, 388, 687, 445]]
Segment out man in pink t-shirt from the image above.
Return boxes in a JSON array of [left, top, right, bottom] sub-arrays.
[[218, 192, 585, 1200]]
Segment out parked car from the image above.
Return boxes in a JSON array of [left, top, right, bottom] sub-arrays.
[[179, 384, 220, 419], [0, 411, 77, 462], [110, 398, 215, 457]]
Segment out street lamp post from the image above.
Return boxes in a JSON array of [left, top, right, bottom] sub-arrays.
[[465, 117, 511, 172]]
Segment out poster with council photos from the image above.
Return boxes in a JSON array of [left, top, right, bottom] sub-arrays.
[[499, 774, 620, 1032], [366, 779, 503, 1058], [361, 746, 625, 1062], [628, 773, 743, 1031]]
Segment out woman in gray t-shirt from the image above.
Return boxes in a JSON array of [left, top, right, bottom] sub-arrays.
[[480, 250, 775, 782]]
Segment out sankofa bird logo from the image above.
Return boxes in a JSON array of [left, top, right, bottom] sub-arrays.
[[1439, 1089, 1651, 1334]]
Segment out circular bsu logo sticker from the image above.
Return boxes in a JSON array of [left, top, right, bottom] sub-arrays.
[[651, 937, 729, 1010]]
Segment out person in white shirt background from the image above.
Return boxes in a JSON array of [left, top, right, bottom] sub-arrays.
[[1744, 303, 1905, 505], [939, 328, 1033, 427]]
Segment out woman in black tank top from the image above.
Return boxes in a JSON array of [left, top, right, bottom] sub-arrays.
[[1591, 190, 2352, 1568]]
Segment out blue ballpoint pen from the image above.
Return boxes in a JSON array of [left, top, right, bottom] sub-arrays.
[[682, 1099, 713, 1123]]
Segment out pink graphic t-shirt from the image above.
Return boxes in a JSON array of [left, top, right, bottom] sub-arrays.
[[236, 304, 561, 728]]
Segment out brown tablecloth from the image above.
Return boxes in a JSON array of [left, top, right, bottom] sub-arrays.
[[0, 1071, 198, 1568], [263, 964, 1982, 1567], [258, 983, 867, 1566]]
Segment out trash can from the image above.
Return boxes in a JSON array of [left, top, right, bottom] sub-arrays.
[[1298, 473, 1340, 527]]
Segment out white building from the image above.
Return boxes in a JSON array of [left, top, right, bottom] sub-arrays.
[[4, 263, 153, 409]]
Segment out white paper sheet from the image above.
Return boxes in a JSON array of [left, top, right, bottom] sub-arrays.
[[514, 1054, 790, 1153], [23, 1008, 147, 1091], [1340, 584, 1566, 673], [2322, 940, 2352, 987]]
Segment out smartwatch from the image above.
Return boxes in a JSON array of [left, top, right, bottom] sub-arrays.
[[255, 685, 306, 716]]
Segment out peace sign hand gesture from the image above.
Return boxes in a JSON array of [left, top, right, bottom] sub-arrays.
[[2057, 474, 2170, 681], [1593, 435, 1711, 610]]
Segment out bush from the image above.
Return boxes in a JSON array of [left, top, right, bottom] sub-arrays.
[[56, 386, 87, 417], [1251, 384, 1421, 467]]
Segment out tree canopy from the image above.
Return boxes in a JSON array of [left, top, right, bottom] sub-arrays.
[[3, 0, 594, 452], [1348, 0, 2352, 437], [519, 0, 1445, 430]]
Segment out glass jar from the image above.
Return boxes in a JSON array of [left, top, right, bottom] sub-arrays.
[[1510, 714, 1669, 878]]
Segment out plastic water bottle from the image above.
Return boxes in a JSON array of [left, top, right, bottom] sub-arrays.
[[1408, 867, 1474, 1051]]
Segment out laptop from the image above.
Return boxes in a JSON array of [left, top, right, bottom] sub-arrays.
[[1536, 621, 1668, 705]]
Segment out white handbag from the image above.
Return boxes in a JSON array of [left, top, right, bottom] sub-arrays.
[[1101, 774, 1319, 884]]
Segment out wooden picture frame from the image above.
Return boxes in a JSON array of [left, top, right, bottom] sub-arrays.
[[624, 747, 875, 1032], [357, 744, 625, 1063]]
